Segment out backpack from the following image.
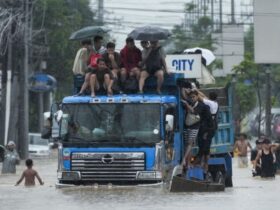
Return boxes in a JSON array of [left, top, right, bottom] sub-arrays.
[[88, 53, 102, 68]]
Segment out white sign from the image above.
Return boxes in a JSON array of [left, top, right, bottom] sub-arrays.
[[254, 1, 280, 63], [166, 54, 202, 78]]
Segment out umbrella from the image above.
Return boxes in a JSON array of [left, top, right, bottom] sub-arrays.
[[69, 26, 111, 41], [128, 25, 171, 41], [184, 47, 216, 66]]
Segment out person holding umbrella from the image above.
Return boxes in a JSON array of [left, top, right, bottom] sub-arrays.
[[138, 40, 167, 94], [72, 39, 92, 94], [1, 141, 20, 174]]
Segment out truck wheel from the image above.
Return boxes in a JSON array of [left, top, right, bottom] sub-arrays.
[[225, 176, 233, 187], [215, 171, 225, 185], [205, 172, 213, 182]]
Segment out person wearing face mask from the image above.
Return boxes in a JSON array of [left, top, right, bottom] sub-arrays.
[[1, 141, 20, 174]]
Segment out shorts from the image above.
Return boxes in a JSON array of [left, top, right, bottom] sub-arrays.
[[238, 156, 248, 168], [146, 67, 163, 75], [183, 128, 199, 147]]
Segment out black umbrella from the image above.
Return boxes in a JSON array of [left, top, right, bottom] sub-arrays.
[[69, 26, 111, 41], [128, 25, 171, 41]]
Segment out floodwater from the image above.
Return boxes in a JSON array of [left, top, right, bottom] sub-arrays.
[[0, 151, 279, 210]]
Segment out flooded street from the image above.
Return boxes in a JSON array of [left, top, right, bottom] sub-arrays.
[[0, 151, 279, 210]]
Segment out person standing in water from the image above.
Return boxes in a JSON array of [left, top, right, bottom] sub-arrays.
[[15, 159, 44, 186]]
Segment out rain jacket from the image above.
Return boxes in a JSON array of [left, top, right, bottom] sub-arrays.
[[1, 149, 20, 174]]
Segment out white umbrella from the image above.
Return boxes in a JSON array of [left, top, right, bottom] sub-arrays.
[[184, 47, 216, 66]]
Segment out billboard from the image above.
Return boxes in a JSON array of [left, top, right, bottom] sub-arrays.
[[254, 1, 280, 63]]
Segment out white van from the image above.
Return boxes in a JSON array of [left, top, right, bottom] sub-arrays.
[[28, 133, 50, 157]]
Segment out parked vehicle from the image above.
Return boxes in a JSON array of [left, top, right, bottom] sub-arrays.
[[249, 108, 280, 140], [29, 133, 50, 157]]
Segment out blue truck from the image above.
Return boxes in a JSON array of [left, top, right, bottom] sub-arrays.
[[46, 74, 234, 189]]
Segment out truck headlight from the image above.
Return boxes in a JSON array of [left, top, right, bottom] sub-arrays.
[[58, 171, 81, 180], [136, 171, 162, 180]]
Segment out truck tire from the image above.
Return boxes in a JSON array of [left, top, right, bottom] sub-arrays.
[[225, 176, 233, 187]]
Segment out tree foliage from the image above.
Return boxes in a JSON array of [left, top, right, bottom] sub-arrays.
[[170, 15, 213, 53], [32, 0, 95, 97]]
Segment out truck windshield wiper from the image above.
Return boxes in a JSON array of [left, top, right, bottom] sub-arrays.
[[123, 136, 149, 145], [67, 135, 96, 143]]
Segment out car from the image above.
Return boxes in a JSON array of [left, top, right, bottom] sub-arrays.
[[29, 133, 50, 157]]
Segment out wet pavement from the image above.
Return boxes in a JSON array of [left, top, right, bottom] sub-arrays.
[[0, 150, 279, 210]]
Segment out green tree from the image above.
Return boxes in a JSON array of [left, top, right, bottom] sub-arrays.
[[32, 0, 96, 97]]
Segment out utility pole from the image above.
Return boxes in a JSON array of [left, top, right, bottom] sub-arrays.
[[18, 0, 30, 159], [211, 0, 214, 31], [4, 27, 12, 146], [265, 65, 271, 138], [38, 61, 46, 132], [219, 0, 223, 32], [98, 0, 104, 25], [231, 0, 236, 24]]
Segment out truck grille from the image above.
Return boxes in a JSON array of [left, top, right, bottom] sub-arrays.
[[71, 152, 145, 181]]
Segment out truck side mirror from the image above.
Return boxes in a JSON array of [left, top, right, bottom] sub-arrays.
[[41, 112, 51, 139], [50, 102, 60, 138], [165, 114, 174, 131]]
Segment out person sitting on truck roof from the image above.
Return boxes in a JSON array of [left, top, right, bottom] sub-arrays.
[[138, 40, 167, 94], [89, 58, 114, 97], [87, 36, 106, 71], [120, 37, 142, 82], [72, 39, 92, 77], [72, 39, 92, 93], [92, 35, 106, 55], [103, 42, 121, 79]]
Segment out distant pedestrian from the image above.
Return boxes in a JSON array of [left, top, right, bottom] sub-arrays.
[[233, 133, 252, 168], [253, 138, 280, 178], [251, 139, 263, 176], [1, 141, 20, 174], [15, 159, 44, 186]]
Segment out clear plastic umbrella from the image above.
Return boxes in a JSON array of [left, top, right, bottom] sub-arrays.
[[184, 47, 216, 66]]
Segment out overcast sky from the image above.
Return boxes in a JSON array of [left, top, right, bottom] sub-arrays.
[[90, 0, 253, 50]]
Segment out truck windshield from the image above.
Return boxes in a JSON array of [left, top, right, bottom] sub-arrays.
[[61, 103, 161, 145]]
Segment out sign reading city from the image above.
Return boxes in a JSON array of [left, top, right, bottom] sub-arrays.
[[166, 54, 202, 78]]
